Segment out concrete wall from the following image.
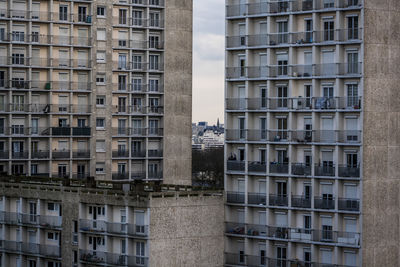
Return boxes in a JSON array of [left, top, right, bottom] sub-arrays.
[[163, 0, 193, 185], [148, 192, 224, 267], [362, 0, 400, 266]]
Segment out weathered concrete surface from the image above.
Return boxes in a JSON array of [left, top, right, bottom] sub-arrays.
[[163, 0, 193, 186], [148, 192, 224, 267], [362, 1, 400, 266]]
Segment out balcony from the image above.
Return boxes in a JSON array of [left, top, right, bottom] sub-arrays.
[[269, 194, 288, 207], [72, 150, 90, 159], [148, 149, 163, 157], [0, 151, 8, 159], [72, 127, 91, 136], [269, 163, 289, 174], [225, 222, 245, 236], [11, 151, 28, 159], [148, 171, 163, 179], [338, 165, 360, 178], [225, 129, 246, 141], [112, 172, 129, 180], [52, 150, 70, 159], [247, 129, 267, 141], [0, 240, 60, 257], [268, 130, 289, 142], [112, 150, 130, 158], [291, 163, 312, 176], [248, 193, 266, 205], [226, 160, 245, 172], [224, 252, 247, 266], [291, 130, 313, 142], [338, 198, 360, 211], [131, 150, 146, 157], [248, 161, 266, 173], [52, 172, 69, 179], [226, 191, 245, 204], [291, 195, 312, 208], [131, 172, 146, 180], [314, 197, 335, 210], [80, 249, 148, 267], [267, 226, 289, 239], [314, 164, 335, 176], [247, 98, 268, 111], [51, 127, 71, 136], [31, 150, 50, 159], [72, 172, 90, 179], [0, 211, 62, 228]]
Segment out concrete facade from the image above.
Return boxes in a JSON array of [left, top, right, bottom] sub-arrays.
[[0, 178, 224, 267], [163, 0, 193, 186], [0, 0, 193, 186], [362, 0, 400, 266]]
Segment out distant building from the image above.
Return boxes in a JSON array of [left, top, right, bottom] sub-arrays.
[[192, 121, 224, 150]]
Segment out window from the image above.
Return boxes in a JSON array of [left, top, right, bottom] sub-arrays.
[[149, 55, 159, 70], [47, 262, 61, 267], [96, 95, 105, 106], [12, 53, 25, 65], [59, 5, 68, 21], [97, 6, 105, 17], [149, 35, 160, 49], [31, 164, 38, 175], [324, 20, 335, 41], [48, 203, 56, 211], [12, 31, 25, 42], [47, 232, 59, 241], [96, 51, 106, 63], [28, 259, 36, 267], [95, 162, 105, 174], [149, 12, 160, 27], [96, 118, 105, 129], [97, 29, 106, 41], [96, 140, 106, 152], [96, 74, 105, 85], [149, 79, 159, 92], [132, 10, 143, 26]]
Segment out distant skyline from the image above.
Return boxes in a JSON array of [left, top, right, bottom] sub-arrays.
[[192, 0, 225, 125]]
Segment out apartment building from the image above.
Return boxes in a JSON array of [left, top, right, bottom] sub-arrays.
[[0, 0, 192, 186], [224, 0, 400, 266], [0, 176, 224, 267]]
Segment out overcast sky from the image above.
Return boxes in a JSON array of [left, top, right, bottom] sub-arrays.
[[192, 0, 225, 125]]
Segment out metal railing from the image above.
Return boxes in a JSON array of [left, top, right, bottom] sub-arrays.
[[314, 164, 335, 176], [269, 163, 289, 174], [248, 161, 267, 173], [338, 165, 360, 177], [226, 160, 245, 172], [248, 193, 266, 205], [226, 191, 245, 204], [80, 249, 149, 266], [291, 163, 312, 176], [314, 197, 335, 209], [269, 194, 288, 206], [338, 198, 360, 211], [0, 211, 62, 227], [291, 195, 312, 208]]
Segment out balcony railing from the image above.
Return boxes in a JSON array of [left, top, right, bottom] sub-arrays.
[[291, 163, 312, 176], [72, 150, 90, 159], [226, 160, 245, 172], [31, 150, 50, 159], [0, 211, 62, 228], [248, 193, 266, 205], [79, 219, 148, 237], [269, 194, 288, 206], [227, 0, 361, 17], [269, 163, 289, 174], [225, 63, 362, 79], [338, 165, 360, 177], [11, 151, 28, 159], [52, 150, 70, 159], [314, 164, 335, 176], [338, 198, 360, 211], [80, 249, 148, 267], [247, 129, 268, 141], [112, 150, 130, 158], [226, 191, 245, 204], [0, 240, 61, 257], [112, 172, 129, 180], [314, 197, 335, 209], [248, 161, 266, 173], [291, 195, 312, 208], [225, 97, 362, 112]]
